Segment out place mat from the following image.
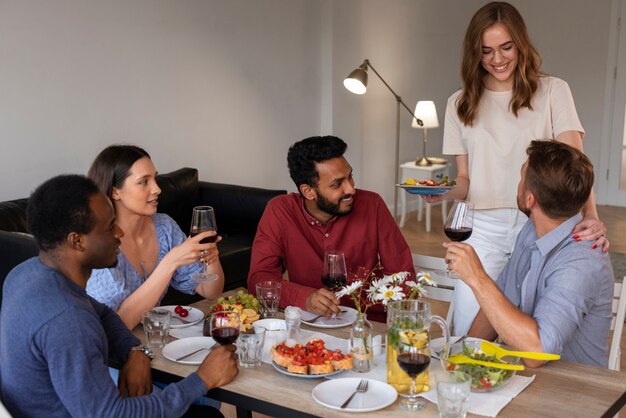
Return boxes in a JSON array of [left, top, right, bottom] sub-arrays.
[[418, 373, 536, 417]]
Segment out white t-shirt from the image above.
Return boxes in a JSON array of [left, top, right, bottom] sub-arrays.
[[443, 76, 584, 209]]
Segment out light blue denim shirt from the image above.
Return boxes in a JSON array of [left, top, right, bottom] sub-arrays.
[[496, 213, 614, 367], [87, 213, 200, 311]]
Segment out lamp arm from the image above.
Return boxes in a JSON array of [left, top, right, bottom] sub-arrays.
[[364, 60, 423, 127]]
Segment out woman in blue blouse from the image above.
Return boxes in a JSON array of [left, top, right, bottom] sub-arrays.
[[86, 145, 224, 329]]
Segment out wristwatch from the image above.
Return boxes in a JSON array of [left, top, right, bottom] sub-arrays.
[[130, 345, 154, 360]]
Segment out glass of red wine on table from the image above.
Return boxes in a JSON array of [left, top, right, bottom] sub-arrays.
[[321, 250, 347, 320], [209, 311, 241, 345], [396, 341, 430, 410], [190, 206, 219, 283]]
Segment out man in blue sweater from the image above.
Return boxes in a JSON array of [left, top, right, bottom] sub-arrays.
[[0, 175, 238, 417]]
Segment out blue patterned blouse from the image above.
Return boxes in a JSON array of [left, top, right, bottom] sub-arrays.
[[86, 213, 200, 311]]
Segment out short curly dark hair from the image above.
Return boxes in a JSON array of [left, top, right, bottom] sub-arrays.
[[27, 175, 100, 251], [287, 136, 347, 189]]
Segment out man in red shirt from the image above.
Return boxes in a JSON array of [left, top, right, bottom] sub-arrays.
[[248, 136, 414, 322]]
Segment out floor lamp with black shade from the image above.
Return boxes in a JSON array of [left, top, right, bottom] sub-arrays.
[[343, 59, 423, 222]]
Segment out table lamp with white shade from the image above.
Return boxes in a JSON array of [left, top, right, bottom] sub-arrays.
[[412, 101, 439, 166]]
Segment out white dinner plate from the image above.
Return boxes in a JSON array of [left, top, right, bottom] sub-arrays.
[[162, 336, 215, 365], [159, 305, 205, 328], [272, 361, 343, 379], [396, 184, 454, 196], [312, 378, 397, 412], [301, 307, 357, 329]]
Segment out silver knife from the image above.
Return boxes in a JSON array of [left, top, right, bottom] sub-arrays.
[[175, 347, 211, 362]]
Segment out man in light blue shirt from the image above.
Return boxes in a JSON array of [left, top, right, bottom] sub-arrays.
[[444, 140, 614, 368]]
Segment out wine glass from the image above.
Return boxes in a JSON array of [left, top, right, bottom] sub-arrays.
[[396, 342, 430, 410], [321, 250, 347, 320], [209, 311, 241, 345], [190, 206, 218, 282], [444, 200, 474, 243], [255, 281, 282, 318], [440, 200, 474, 278]]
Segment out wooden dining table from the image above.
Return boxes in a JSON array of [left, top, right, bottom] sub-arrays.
[[134, 295, 626, 418]]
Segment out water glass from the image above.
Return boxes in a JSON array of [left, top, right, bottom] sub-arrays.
[[237, 327, 266, 368], [142, 308, 171, 349], [255, 280, 282, 318], [436, 369, 471, 418]]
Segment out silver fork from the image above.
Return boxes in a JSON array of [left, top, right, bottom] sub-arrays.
[[340, 379, 368, 409], [309, 309, 348, 323]]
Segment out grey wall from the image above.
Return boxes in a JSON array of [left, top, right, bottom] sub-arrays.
[[0, 0, 615, 209]]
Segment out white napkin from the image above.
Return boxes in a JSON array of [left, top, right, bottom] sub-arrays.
[[418, 373, 536, 417]]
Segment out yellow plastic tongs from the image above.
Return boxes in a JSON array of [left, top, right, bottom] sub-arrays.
[[480, 341, 561, 361], [447, 354, 525, 371]]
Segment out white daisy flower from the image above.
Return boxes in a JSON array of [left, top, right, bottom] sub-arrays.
[[335, 281, 363, 299], [376, 285, 405, 305], [417, 271, 437, 287]]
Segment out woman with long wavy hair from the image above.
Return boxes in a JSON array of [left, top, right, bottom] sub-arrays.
[[428, 2, 608, 335]]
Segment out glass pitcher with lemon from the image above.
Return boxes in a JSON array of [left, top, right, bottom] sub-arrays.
[[387, 300, 450, 396]]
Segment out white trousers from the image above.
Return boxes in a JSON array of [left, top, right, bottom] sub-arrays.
[[452, 208, 528, 336]]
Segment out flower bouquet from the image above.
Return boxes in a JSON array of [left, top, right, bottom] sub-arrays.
[[334, 264, 436, 372]]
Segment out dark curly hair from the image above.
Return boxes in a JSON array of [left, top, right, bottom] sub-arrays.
[[27, 175, 100, 251], [287, 136, 347, 189], [88, 144, 150, 199]]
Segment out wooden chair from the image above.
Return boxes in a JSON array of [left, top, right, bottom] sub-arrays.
[[609, 279, 626, 371], [412, 253, 455, 327]]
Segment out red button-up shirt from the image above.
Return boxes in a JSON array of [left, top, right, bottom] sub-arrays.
[[248, 190, 415, 322]]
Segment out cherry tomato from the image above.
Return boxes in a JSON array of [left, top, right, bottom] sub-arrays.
[[175, 305, 183, 314], [479, 377, 492, 389], [179, 309, 189, 318]]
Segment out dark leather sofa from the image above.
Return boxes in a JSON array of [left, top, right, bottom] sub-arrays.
[[0, 168, 285, 306]]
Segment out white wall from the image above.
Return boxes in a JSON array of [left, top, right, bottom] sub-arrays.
[[330, 0, 613, 205], [0, 0, 616, 209], [0, 0, 323, 200]]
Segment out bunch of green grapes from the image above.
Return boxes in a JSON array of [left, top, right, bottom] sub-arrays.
[[214, 290, 261, 312]]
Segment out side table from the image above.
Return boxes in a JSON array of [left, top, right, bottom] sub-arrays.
[[397, 161, 450, 231]]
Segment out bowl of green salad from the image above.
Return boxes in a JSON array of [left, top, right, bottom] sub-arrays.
[[446, 339, 521, 392]]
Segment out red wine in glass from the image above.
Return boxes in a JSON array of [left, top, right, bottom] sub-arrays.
[[321, 274, 347, 290], [444, 227, 473, 242], [211, 326, 240, 345], [190, 228, 218, 243], [208, 312, 241, 344], [397, 352, 431, 378]]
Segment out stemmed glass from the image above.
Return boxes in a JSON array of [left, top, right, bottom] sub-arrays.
[[190, 206, 218, 282], [396, 342, 430, 410], [444, 200, 474, 243], [435, 200, 474, 278], [209, 311, 241, 345], [321, 250, 347, 320], [255, 281, 282, 318]]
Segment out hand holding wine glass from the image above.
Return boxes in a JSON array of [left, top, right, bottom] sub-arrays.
[[190, 206, 219, 283]]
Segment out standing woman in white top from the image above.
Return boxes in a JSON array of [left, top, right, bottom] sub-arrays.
[[429, 2, 609, 335]]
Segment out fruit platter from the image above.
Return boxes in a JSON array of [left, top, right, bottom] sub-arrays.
[[207, 290, 261, 332]]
